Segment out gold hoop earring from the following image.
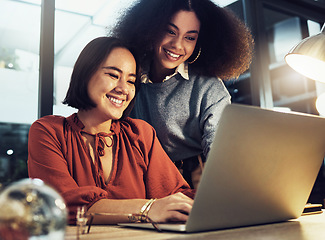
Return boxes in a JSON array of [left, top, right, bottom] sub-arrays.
[[188, 47, 201, 64]]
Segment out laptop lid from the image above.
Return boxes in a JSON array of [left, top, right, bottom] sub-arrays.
[[186, 103, 325, 232], [120, 104, 325, 233]]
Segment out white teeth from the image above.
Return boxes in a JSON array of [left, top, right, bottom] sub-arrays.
[[166, 50, 180, 58], [107, 96, 123, 104]]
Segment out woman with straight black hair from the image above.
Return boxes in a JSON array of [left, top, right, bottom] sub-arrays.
[[28, 37, 195, 225]]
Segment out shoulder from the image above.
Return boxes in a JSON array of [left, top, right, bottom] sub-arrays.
[[120, 117, 156, 133], [189, 71, 229, 93], [31, 115, 65, 130], [29, 115, 69, 141], [118, 117, 157, 140], [188, 70, 221, 83]]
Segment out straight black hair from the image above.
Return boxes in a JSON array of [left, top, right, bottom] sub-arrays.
[[63, 37, 140, 119]]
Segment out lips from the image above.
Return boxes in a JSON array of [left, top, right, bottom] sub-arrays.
[[106, 95, 123, 105], [164, 49, 182, 60]]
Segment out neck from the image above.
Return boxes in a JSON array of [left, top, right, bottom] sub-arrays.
[[150, 61, 175, 83], [77, 110, 112, 134]]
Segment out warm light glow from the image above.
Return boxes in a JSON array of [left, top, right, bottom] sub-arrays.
[[316, 92, 325, 116], [285, 54, 325, 83], [285, 23, 325, 83]]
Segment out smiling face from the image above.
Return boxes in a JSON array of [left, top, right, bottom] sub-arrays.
[[153, 10, 200, 76], [87, 47, 137, 121]]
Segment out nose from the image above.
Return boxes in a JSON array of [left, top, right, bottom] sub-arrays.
[[115, 79, 129, 95], [171, 36, 183, 50]]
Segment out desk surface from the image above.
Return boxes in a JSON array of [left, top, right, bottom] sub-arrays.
[[65, 211, 325, 240]]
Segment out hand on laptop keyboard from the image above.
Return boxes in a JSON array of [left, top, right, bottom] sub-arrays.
[[147, 192, 193, 223]]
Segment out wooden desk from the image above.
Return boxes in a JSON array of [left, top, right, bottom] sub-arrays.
[[65, 211, 325, 240]]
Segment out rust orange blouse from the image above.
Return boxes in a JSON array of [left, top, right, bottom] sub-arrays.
[[28, 114, 194, 224]]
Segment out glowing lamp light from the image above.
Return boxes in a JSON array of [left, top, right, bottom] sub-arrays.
[[285, 24, 325, 83]]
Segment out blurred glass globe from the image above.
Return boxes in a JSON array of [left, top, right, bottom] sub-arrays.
[[0, 178, 67, 240]]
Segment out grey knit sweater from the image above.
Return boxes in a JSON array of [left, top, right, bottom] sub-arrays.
[[130, 71, 231, 162]]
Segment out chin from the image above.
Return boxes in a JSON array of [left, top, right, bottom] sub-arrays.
[[111, 115, 122, 120], [105, 113, 122, 121]]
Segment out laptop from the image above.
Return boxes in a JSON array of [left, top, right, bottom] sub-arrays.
[[119, 103, 325, 232]]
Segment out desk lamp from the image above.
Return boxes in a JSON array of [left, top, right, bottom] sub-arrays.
[[285, 23, 325, 83], [285, 23, 325, 208], [285, 23, 325, 115]]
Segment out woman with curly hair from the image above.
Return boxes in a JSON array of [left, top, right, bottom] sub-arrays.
[[112, 0, 254, 188]]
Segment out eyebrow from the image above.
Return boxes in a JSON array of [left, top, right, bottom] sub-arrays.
[[168, 23, 199, 34], [102, 66, 137, 78]]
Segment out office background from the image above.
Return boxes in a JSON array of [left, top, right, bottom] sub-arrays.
[[1, 0, 325, 203]]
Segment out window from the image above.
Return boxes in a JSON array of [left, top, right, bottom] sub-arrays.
[[0, 0, 138, 186], [264, 8, 321, 114], [0, 0, 41, 186]]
